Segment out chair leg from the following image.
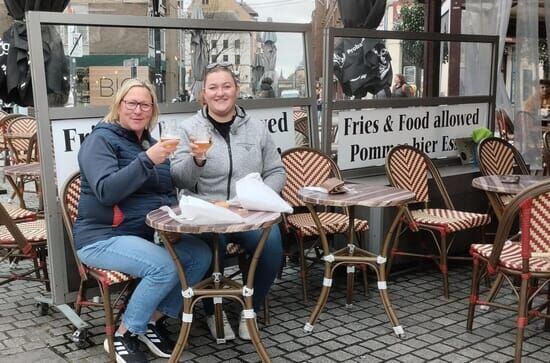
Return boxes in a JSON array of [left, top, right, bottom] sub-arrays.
[[102, 284, 117, 362], [386, 221, 404, 276], [356, 232, 368, 297], [263, 296, 270, 325], [440, 233, 449, 299], [297, 235, 308, 303], [544, 286, 550, 332], [466, 255, 482, 331], [514, 274, 530, 363], [75, 280, 86, 316]]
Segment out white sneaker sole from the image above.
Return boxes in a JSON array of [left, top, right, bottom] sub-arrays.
[[138, 335, 172, 358], [103, 338, 129, 363]]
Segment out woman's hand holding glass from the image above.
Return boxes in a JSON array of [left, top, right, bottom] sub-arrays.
[[146, 140, 178, 165], [190, 127, 212, 162], [160, 122, 181, 153]]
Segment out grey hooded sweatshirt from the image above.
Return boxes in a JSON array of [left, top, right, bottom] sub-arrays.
[[171, 106, 286, 201]]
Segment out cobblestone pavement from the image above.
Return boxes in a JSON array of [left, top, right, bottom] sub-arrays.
[[0, 183, 549, 362]]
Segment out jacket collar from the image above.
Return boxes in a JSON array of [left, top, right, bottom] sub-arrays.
[[95, 122, 153, 145]]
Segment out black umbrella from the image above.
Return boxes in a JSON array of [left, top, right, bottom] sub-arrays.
[[333, 38, 392, 98], [333, 0, 391, 98], [337, 0, 387, 29], [0, 0, 70, 107], [5, 0, 70, 20], [189, 5, 208, 101]]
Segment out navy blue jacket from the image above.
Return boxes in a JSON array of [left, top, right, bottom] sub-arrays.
[[73, 122, 176, 250]]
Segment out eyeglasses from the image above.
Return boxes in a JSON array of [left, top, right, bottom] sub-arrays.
[[205, 61, 233, 71], [122, 100, 153, 112]]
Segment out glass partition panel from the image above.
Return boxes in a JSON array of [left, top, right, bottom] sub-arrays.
[[331, 36, 494, 101], [49, 25, 307, 108]]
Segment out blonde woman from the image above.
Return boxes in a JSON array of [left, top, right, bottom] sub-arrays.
[[74, 79, 211, 362]]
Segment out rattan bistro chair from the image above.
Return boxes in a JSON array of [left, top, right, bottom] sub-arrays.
[[281, 147, 369, 302], [0, 202, 49, 293], [478, 137, 529, 222], [543, 130, 550, 176], [4, 116, 40, 204], [60, 171, 136, 356], [467, 179, 550, 363], [385, 144, 491, 298]]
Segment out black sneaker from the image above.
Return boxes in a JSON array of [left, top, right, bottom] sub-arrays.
[[104, 331, 147, 363], [138, 321, 175, 358]]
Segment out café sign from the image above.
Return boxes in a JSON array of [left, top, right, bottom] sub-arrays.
[[337, 103, 489, 170]]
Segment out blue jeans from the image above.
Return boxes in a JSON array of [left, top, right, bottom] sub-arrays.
[[202, 225, 282, 315], [77, 234, 211, 335]]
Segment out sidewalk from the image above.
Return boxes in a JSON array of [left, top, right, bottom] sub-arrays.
[[1, 257, 550, 362], [0, 181, 549, 362]]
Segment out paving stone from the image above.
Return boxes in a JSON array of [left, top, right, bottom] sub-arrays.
[[1, 257, 549, 363]]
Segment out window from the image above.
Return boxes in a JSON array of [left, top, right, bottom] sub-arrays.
[[235, 54, 240, 65], [234, 39, 240, 49], [223, 39, 228, 49], [211, 39, 217, 49], [223, 54, 228, 62], [211, 55, 217, 63], [202, 0, 209, 4]]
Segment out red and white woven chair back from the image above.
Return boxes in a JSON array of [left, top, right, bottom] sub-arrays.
[[281, 148, 338, 207], [521, 192, 550, 262], [64, 174, 81, 226], [5, 116, 38, 164], [387, 146, 429, 203], [479, 138, 515, 176]]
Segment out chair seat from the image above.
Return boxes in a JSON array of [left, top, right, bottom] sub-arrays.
[[411, 209, 491, 233], [2, 203, 36, 221], [287, 212, 369, 237], [87, 266, 133, 285], [0, 219, 47, 244], [471, 242, 550, 272]]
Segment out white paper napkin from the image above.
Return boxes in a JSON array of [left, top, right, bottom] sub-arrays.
[[161, 195, 244, 224], [235, 173, 293, 213]]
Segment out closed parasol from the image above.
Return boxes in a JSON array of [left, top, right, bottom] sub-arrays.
[[189, 5, 208, 102], [333, 0, 392, 98], [0, 0, 70, 107]]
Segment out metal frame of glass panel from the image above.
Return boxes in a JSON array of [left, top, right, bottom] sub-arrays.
[[25, 10, 316, 328], [322, 28, 499, 178]]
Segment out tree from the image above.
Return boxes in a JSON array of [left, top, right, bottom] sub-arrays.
[[393, 1, 424, 67]]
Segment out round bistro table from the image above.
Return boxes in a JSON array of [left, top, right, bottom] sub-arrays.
[[297, 182, 415, 338], [146, 206, 281, 363]]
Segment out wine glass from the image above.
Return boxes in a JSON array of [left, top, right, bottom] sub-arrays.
[[161, 121, 181, 152], [193, 125, 212, 154]]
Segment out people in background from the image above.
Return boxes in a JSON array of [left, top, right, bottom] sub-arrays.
[[73, 78, 211, 362], [171, 62, 285, 342], [392, 73, 413, 97], [524, 79, 550, 113]]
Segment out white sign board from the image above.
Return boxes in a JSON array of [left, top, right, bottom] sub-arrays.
[[52, 107, 296, 190], [337, 103, 489, 170]]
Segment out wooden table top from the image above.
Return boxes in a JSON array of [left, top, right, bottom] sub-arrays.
[[3, 162, 41, 177], [146, 206, 281, 234], [472, 175, 549, 194], [298, 183, 415, 208]]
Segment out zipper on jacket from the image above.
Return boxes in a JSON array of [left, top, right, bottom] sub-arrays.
[[224, 134, 233, 200]]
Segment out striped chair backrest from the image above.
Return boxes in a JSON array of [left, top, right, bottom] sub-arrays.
[[386, 145, 429, 203], [522, 191, 550, 260], [63, 173, 80, 226], [281, 147, 339, 207], [5, 116, 38, 164], [62, 172, 81, 229], [478, 138, 516, 176]]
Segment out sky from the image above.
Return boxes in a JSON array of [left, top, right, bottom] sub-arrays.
[[183, 0, 316, 77]]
